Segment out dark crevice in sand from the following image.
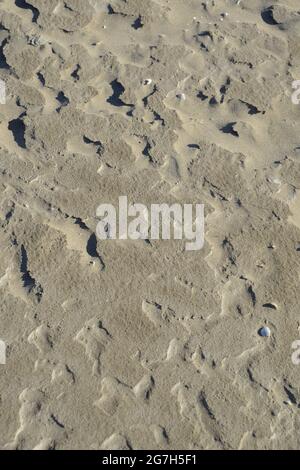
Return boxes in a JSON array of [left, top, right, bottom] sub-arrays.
[[199, 392, 215, 420], [247, 285, 256, 307], [0, 36, 9, 69], [152, 110, 165, 126], [247, 367, 255, 383], [188, 144, 200, 149], [197, 90, 209, 101], [220, 78, 231, 103], [198, 31, 213, 40], [20, 245, 33, 288], [247, 367, 269, 392], [50, 414, 65, 429], [132, 16, 143, 30], [142, 141, 155, 164], [107, 4, 126, 16], [142, 85, 165, 125], [37, 71, 45, 86], [15, 0, 40, 23], [8, 117, 27, 149], [142, 85, 157, 107], [56, 91, 70, 112], [209, 96, 218, 106], [107, 79, 134, 110], [107, 4, 116, 15], [83, 136, 101, 145], [204, 178, 228, 201], [262, 303, 277, 310], [240, 100, 261, 115], [86, 233, 98, 258], [72, 217, 89, 231], [222, 238, 236, 266], [283, 386, 298, 405], [71, 64, 81, 81], [261, 7, 279, 26], [83, 136, 103, 155], [63, 2, 74, 12], [20, 244, 43, 302], [221, 122, 239, 137], [86, 233, 105, 271], [5, 204, 15, 222]]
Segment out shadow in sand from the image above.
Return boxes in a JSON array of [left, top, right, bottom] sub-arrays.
[[107, 79, 134, 111], [15, 0, 40, 23], [261, 8, 278, 26], [0, 32, 9, 69], [8, 118, 26, 149]]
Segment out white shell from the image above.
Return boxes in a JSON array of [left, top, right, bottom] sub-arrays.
[[259, 326, 271, 337], [29, 36, 42, 46]]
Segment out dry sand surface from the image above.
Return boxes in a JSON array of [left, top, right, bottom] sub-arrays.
[[0, 0, 300, 451]]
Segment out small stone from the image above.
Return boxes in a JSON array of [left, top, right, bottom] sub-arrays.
[[144, 79, 152, 85], [259, 326, 271, 337]]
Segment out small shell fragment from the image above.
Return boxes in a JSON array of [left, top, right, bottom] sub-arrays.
[[28, 36, 43, 46], [259, 326, 271, 337]]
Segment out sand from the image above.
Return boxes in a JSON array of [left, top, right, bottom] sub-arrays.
[[0, 0, 300, 450]]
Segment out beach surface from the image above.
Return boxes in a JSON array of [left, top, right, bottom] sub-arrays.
[[0, 0, 300, 450]]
